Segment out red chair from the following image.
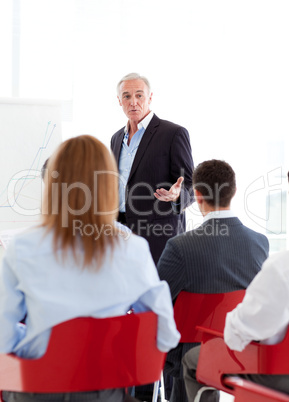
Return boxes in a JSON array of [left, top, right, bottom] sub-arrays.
[[0, 312, 166, 401], [224, 376, 289, 402], [151, 290, 245, 401], [196, 326, 289, 395], [173, 290, 245, 343]]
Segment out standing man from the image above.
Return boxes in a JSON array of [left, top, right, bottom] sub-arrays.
[[158, 159, 269, 402], [111, 73, 194, 264]]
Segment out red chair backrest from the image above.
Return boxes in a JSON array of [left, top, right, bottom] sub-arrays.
[[0, 312, 166, 393], [196, 326, 289, 393], [173, 290, 245, 343], [224, 376, 289, 402]]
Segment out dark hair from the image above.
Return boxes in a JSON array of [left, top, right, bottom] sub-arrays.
[[41, 158, 49, 180], [192, 159, 236, 207]]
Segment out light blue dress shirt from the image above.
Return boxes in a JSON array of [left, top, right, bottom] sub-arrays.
[[0, 225, 180, 358], [119, 111, 154, 212]]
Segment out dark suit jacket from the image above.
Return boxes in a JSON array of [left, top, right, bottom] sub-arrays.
[[111, 114, 194, 263], [157, 217, 269, 377]]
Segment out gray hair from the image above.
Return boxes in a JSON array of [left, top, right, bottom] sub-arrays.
[[117, 73, 151, 96]]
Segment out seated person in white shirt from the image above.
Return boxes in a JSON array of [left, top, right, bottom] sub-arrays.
[[224, 247, 289, 394], [183, 249, 289, 401], [0, 135, 180, 402]]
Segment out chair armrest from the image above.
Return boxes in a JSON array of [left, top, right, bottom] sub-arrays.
[[196, 326, 224, 339], [224, 376, 289, 402], [196, 329, 260, 393]]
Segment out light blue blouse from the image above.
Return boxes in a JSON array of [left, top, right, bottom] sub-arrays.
[[0, 226, 180, 358]]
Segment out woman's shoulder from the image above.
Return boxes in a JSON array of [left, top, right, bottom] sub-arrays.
[[117, 231, 150, 251], [114, 232, 152, 264], [9, 226, 52, 255]]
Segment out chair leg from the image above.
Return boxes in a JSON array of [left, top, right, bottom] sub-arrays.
[[152, 372, 166, 402], [160, 372, 165, 402], [152, 380, 160, 402], [194, 386, 219, 402]]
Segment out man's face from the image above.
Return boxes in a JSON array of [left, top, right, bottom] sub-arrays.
[[118, 79, 152, 124]]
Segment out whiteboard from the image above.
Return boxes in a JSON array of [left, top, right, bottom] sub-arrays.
[[0, 98, 62, 237]]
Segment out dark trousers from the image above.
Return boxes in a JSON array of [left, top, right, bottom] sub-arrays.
[[169, 377, 188, 402], [182, 345, 289, 402], [2, 390, 141, 402], [182, 346, 220, 402]]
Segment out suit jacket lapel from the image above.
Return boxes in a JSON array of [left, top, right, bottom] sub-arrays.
[[128, 114, 160, 182]]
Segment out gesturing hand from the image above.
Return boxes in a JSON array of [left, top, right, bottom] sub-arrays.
[[154, 176, 184, 202]]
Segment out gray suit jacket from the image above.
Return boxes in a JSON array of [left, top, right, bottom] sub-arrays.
[[157, 217, 269, 377]]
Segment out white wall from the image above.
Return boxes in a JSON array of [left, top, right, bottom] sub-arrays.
[[0, 0, 288, 248]]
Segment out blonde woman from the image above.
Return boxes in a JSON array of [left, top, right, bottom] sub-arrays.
[[0, 135, 180, 402]]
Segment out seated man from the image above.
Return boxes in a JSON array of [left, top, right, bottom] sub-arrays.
[[157, 159, 269, 402], [223, 248, 289, 394], [183, 248, 289, 401]]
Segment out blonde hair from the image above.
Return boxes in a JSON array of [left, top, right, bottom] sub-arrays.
[[42, 135, 119, 268]]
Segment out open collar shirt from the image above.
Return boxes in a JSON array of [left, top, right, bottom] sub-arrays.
[[118, 111, 154, 212]]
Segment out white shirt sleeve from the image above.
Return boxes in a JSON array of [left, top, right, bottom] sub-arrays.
[[224, 251, 289, 352]]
